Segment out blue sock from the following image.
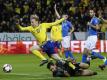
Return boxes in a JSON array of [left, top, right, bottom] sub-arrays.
[[65, 50, 69, 58], [82, 54, 87, 63], [104, 60, 107, 65], [68, 50, 75, 59], [91, 51, 104, 59], [103, 57, 107, 65]]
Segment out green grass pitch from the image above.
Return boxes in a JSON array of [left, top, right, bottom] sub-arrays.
[[0, 53, 107, 80]]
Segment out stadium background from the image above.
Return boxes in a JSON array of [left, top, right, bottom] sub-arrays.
[[0, 0, 107, 32], [0, 0, 107, 80]]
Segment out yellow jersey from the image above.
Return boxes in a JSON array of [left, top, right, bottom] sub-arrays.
[[51, 25, 62, 41], [17, 18, 64, 45]]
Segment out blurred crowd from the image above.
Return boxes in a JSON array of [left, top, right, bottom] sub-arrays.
[[0, 0, 107, 32]]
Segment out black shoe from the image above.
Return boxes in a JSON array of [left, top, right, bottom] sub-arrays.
[[91, 55, 97, 60], [99, 65, 106, 70], [86, 61, 90, 66], [40, 59, 48, 66], [93, 72, 97, 75]]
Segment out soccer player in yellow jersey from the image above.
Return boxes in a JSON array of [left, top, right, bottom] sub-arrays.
[[51, 24, 62, 42], [50, 23, 63, 57], [99, 13, 107, 23], [16, 14, 66, 66]]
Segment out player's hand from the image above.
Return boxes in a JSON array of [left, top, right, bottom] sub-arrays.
[[87, 22, 94, 28], [87, 22, 91, 26]]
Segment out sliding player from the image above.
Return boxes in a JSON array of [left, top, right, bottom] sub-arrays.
[[47, 60, 97, 77], [16, 14, 66, 66]]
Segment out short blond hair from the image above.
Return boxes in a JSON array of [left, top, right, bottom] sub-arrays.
[[30, 14, 39, 20]]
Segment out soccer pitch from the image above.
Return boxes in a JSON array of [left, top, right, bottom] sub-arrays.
[[0, 53, 107, 80]]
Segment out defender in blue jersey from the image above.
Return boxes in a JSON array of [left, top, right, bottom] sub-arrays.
[[61, 18, 75, 59], [82, 9, 107, 70], [54, 4, 75, 60]]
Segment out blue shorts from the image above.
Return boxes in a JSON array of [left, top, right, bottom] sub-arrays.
[[54, 41, 61, 49], [41, 41, 56, 57]]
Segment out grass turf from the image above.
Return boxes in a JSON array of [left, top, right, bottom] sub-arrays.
[[0, 53, 107, 80]]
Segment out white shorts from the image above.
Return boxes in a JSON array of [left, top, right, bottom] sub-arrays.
[[61, 36, 71, 48], [84, 35, 97, 50]]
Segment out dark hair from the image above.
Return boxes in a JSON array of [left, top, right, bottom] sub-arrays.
[[47, 62, 54, 69], [89, 7, 96, 12]]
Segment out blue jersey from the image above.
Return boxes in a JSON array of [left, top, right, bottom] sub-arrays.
[[88, 17, 100, 36], [62, 20, 72, 37]]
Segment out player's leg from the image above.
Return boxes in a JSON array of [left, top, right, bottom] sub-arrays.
[[30, 45, 46, 60], [91, 51, 106, 60], [79, 63, 90, 69], [30, 45, 48, 66], [51, 53, 63, 61], [91, 51, 107, 70], [87, 36, 107, 70], [53, 42, 63, 61], [82, 36, 97, 63], [82, 48, 90, 63], [62, 36, 75, 59], [78, 69, 97, 76], [82, 36, 93, 63], [54, 41, 63, 57], [99, 62, 107, 70], [42, 41, 63, 61], [64, 49, 69, 58], [90, 36, 105, 60]]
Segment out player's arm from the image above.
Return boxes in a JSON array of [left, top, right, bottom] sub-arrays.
[[90, 24, 100, 30], [16, 21, 31, 31], [16, 25, 31, 31], [89, 23, 100, 30], [54, 4, 61, 19], [42, 18, 65, 28], [99, 15, 107, 23], [68, 22, 74, 33], [102, 18, 107, 23], [63, 70, 70, 77], [70, 26, 74, 33]]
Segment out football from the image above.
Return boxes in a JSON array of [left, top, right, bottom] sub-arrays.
[[3, 64, 12, 73]]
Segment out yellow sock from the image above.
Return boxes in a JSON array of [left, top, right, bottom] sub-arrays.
[[59, 51, 62, 57], [69, 62, 75, 69], [32, 50, 46, 60], [49, 58, 53, 61]]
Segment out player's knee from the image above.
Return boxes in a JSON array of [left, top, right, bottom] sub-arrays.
[[79, 63, 90, 69], [30, 47, 33, 52], [51, 54, 61, 61], [83, 48, 89, 55], [30, 46, 39, 51], [64, 48, 69, 51], [30, 47, 35, 51]]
